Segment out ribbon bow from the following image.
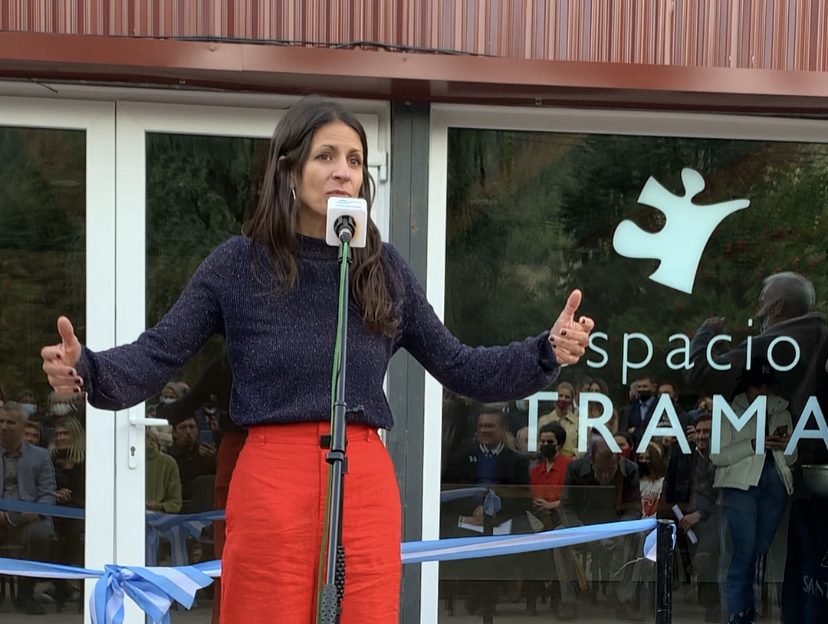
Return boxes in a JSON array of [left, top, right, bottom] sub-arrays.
[[92, 564, 213, 624]]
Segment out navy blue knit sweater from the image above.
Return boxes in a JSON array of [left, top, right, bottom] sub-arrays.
[[80, 235, 560, 429]]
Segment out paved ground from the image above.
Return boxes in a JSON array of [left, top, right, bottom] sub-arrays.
[[0, 579, 779, 624], [0, 582, 783, 623]]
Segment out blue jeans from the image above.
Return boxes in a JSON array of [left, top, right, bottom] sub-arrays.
[[721, 458, 788, 614]]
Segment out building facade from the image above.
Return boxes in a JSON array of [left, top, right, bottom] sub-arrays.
[[1, 2, 827, 623]]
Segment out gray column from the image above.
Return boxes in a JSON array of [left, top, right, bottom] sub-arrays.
[[387, 101, 431, 624]]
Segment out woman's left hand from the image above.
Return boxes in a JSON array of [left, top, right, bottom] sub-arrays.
[[549, 289, 594, 366]]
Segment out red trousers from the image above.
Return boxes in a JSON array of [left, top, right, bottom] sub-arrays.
[[220, 422, 402, 624]]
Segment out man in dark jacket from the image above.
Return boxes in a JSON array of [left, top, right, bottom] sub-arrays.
[[441, 408, 531, 618], [560, 438, 641, 619], [442, 408, 530, 534], [618, 373, 659, 448], [663, 412, 719, 622]]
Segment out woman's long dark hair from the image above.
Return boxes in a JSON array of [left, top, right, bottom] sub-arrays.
[[244, 97, 399, 337]]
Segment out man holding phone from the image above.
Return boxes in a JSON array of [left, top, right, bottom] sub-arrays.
[[711, 362, 796, 624], [167, 412, 217, 513]]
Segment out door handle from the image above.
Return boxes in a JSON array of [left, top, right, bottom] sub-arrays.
[[127, 410, 169, 469]]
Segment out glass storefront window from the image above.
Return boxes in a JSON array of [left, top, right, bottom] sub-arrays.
[[143, 132, 268, 622], [439, 127, 828, 622], [0, 127, 86, 619]]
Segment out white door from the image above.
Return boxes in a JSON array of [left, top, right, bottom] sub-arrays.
[[113, 100, 387, 623], [0, 96, 116, 621]]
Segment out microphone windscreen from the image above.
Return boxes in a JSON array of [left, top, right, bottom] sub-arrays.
[[326, 197, 368, 248]]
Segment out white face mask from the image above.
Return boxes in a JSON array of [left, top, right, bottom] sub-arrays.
[[160, 397, 176, 404], [20, 403, 37, 416], [51, 403, 73, 416]]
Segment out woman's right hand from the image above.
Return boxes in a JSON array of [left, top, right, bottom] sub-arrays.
[[41, 316, 84, 396]]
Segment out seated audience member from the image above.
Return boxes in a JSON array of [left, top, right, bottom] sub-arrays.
[[614, 431, 634, 460], [159, 381, 183, 405], [145, 429, 182, 513], [585, 377, 618, 435], [443, 408, 530, 532], [167, 412, 217, 512], [627, 442, 668, 618], [442, 408, 532, 617], [22, 419, 46, 448], [530, 423, 579, 620], [49, 415, 86, 609], [514, 425, 530, 454], [530, 423, 573, 528], [637, 441, 667, 519], [15, 390, 40, 419], [561, 438, 641, 619], [155, 353, 240, 624], [0, 402, 57, 615], [657, 381, 690, 426], [662, 412, 720, 623], [654, 382, 690, 462], [539, 382, 580, 457]]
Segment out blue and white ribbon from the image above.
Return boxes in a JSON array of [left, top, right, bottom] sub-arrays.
[[401, 518, 659, 564], [145, 511, 222, 566], [0, 558, 212, 624], [0, 497, 84, 520], [0, 518, 666, 623]]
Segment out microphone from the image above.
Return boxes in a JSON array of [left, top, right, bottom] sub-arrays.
[[326, 197, 368, 248]]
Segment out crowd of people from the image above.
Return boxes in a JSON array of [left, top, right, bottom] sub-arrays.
[[440, 272, 828, 624], [0, 380, 220, 615], [441, 376, 717, 621]]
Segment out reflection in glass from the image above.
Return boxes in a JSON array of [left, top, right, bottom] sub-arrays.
[[144, 133, 268, 621], [440, 128, 828, 621], [0, 127, 85, 617]]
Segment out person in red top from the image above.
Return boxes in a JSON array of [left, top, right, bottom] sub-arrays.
[[530, 422, 573, 529], [529, 422, 579, 619]]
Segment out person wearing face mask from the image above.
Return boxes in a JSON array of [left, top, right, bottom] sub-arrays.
[[539, 382, 581, 457], [618, 374, 658, 448], [637, 442, 667, 519], [529, 423, 572, 527], [16, 390, 39, 419], [613, 432, 634, 460], [158, 381, 183, 406], [528, 423, 579, 619]]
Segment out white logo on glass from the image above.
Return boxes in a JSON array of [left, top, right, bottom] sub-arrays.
[[612, 168, 750, 294]]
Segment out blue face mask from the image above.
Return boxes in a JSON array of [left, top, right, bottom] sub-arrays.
[[20, 403, 37, 416]]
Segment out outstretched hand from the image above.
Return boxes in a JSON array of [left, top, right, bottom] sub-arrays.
[[41, 316, 84, 396], [549, 290, 594, 366]]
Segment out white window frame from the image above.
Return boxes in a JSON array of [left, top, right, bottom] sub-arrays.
[[423, 102, 828, 623], [113, 99, 388, 622], [0, 96, 116, 619]]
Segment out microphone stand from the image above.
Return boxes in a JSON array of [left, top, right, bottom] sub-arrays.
[[317, 216, 356, 624]]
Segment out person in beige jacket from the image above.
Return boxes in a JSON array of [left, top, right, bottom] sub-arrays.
[[712, 362, 796, 624]]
